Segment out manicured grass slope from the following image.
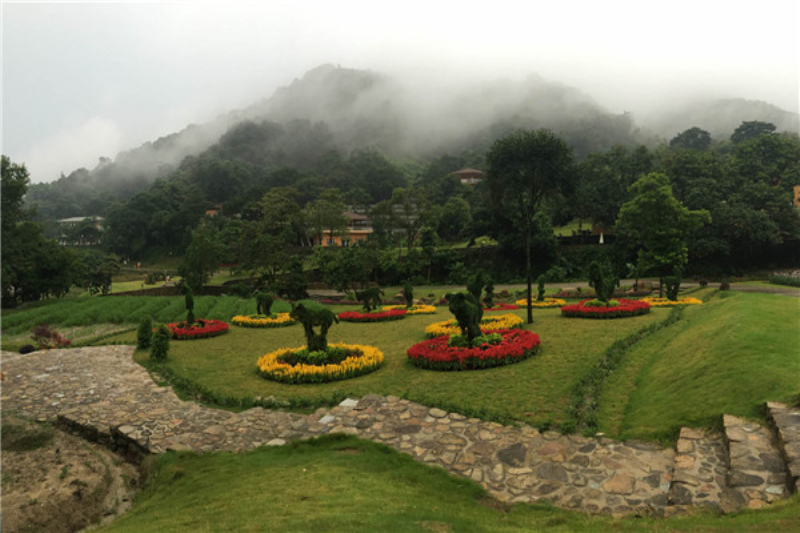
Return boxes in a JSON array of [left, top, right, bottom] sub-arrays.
[[133, 306, 666, 427], [102, 435, 800, 533], [599, 292, 800, 441], [0, 296, 291, 350]]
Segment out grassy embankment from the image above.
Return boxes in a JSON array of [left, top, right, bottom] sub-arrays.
[[100, 434, 800, 533], [598, 291, 800, 442]]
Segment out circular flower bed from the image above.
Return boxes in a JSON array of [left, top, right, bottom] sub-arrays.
[[425, 313, 524, 338], [166, 319, 229, 339], [231, 313, 297, 328], [408, 329, 541, 370], [257, 342, 384, 383], [482, 303, 520, 311], [561, 299, 650, 319], [641, 296, 703, 307], [338, 309, 407, 322], [514, 298, 566, 308], [382, 304, 436, 315]]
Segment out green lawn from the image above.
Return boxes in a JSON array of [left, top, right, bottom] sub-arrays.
[[101, 434, 800, 533], [598, 292, 800, 441], [130, 304, 666, 428], [6, 290, 800, 531]]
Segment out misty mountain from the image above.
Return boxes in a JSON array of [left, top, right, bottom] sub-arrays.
[[643, 98, 799, 142], [25, 64, 798, 220]]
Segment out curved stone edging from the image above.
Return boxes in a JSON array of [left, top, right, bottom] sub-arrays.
[[0, 346, 791, 517]]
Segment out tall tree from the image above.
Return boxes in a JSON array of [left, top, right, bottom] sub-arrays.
[[485, 129, 575, 323], [2, 156, 76, 305], [305, 188, 349, 245], [390, 186, 432, 251], [178, 221, 225, 289], [730, 121, 776, 144], [574, 145, 652, 230], [616, 173, 711, 294], [669, 127, 712, 151]]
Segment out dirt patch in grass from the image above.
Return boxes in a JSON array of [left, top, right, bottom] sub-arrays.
[[1, 324, 134, 352], [1, 414, 140, 533], [415, 521, 454, 532]]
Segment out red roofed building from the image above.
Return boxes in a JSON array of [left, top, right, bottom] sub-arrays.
[[451, 168, 484, 186]]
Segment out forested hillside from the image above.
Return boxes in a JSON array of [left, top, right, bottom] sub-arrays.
[[5, 64, 798, 307], [27, 64, 795, 222]]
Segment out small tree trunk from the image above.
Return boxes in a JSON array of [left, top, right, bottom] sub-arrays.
[[525, 228, 533, 324]]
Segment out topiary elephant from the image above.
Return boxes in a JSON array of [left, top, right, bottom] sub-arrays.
[[445, 292, 483, 345], [289, 302, 339, 352], [255, 290, 275, 316], [355, 287, 383, 312]]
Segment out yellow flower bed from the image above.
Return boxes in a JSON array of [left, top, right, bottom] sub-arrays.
[[425, 313, 524, 338], [641, 297, 703, 307], [257, 343, 384, 383], [231, 313, 297, 328], [514, 298, 566, 308], [382, 304, 437, 315]]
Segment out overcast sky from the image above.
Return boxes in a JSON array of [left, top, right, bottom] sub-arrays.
[[2, 0, 798, 183]]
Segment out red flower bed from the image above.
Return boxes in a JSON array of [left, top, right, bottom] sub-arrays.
[[166, 319, 229, 339], [482, 303, 520, 311], [561, 299, 650, 319], [338, 309, 407, 322], [407, 329, 540, 371]]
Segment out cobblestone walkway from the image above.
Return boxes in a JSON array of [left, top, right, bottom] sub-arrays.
[[1, 346, 794, 517]]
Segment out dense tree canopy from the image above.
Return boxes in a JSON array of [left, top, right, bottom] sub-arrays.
[[669, 127, 712, 151], [2, 156, 77, 305], [485, 129, 574, 322], [616, 173, 711, 286]]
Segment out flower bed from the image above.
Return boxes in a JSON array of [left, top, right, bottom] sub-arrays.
[[514, 298, 566, 308], [425, 313, 524, 338], [482, 303, 520, 311], [257, 342, 384, 383], [408, 329, 540, 371], [641, 297, 703, 307], [561, 299, 650, 319], [382, 304, 437, 315], [338, 309, 407, 322], [166, 319, 229, 339], [231, 313, 297, 328]]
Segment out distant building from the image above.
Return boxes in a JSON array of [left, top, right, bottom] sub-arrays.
[[58, 216, 104, 246], [451, 168, 484, 186], [311, 211, 373, 247], [205, 204, 223, 217]]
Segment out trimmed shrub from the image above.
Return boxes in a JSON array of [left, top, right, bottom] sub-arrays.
[[403, 280, 414, 308], [536, 274, 546, 302], [664, 269, 682, 301], [150, 324, 171, 361], [588, 261, 619, 304], [137, 317, 153, 350], [184, 285, 195, 324]]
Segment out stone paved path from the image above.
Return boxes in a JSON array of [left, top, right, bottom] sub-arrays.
[[1, 346, 794, 517]]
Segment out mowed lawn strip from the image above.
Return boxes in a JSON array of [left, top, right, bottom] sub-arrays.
[[601, 292, 800, 442], [100, 435, 800, 533], [132, 305, 666, 427]]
